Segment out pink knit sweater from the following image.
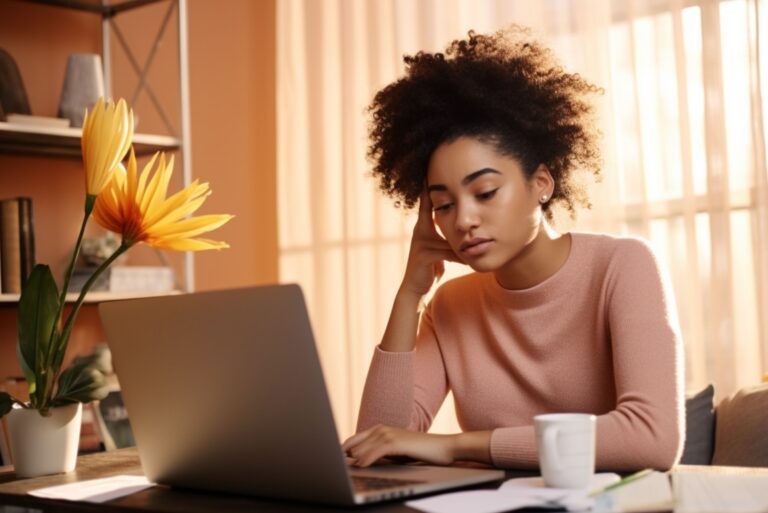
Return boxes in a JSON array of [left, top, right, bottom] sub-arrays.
[[357, 232, 685, 471]]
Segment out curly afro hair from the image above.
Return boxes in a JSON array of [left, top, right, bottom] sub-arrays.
[[367, 26, 603, 217]]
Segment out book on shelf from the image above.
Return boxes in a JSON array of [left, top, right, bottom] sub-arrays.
[[0, 197, 35, 294], [108, 266, 175, 293], [0, 377, 27, 466], [92, 390, 135, 450], [0, 414, 10, 465], [67, 266, 111, 293], [67, 265, 175, 294], [79, 403, 104, 454], [4, 113, 71, 129], [0, 198, 20, 293], [18, 197, 35, 283]]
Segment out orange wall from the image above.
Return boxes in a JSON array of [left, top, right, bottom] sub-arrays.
[[188, 0, 277, 291], [0, 0, 277, 380]]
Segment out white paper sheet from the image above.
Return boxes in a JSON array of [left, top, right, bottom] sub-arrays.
[[29, 475, 153, 503], [405, 489, 564, 513], [673, 472, 768, 513], [593, 471, 673, 513], [406, 473, 621, 513], [499, 473, 621, 492]]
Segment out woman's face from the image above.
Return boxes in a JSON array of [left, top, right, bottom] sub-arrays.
[[426, 136, 550, 273]]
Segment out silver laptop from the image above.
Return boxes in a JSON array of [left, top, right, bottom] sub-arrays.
[[99, 285, 505, 505]]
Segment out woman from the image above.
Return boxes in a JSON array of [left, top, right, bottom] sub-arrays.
[[342, 27, 684, 471]]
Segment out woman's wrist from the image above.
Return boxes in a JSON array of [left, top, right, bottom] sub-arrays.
[[450, 431, 493, 464], [394, 286, 424, 311], [379, 287, 423, 352]]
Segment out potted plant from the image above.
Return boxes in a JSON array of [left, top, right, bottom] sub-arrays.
[[0, 97, 232, 478]]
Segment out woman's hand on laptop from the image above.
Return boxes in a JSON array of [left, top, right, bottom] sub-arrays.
[[342, 425, 492, 467]]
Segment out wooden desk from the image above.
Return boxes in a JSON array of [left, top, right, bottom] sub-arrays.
[[0, 448, 512, 513], [6, 450, 768, 513]]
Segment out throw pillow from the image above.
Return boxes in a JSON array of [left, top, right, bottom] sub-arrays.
[[712, 382, 768, 467], [680, 384, 716, 465]]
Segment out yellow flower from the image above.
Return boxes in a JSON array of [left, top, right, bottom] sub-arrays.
[[81, 97, 134, 197], [93, 148, 233, 251]]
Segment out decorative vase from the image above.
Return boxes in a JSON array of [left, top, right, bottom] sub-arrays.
[[6, 402, 82, 478], [58, 53, 105, 128]]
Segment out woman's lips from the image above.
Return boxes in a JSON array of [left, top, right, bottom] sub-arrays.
[[460, 239, 494, 256]]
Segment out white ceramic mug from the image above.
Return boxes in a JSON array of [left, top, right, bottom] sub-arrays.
[[534, 413, 596, 489]]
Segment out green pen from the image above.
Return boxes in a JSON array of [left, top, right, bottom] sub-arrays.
[[589, 468, 655, 497]]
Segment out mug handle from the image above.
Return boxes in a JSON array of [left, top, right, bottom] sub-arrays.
[[542, 426, 562, 472]]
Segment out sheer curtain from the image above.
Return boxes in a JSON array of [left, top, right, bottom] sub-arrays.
[[277, 0, 768, 439]]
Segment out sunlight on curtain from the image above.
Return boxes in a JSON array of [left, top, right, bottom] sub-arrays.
[[278, 0, 768, 440], [606, 0, 768, 395]]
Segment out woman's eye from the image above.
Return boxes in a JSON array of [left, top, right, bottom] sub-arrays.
[[477, 188, 499, 200], [433, 203, 453, 212]]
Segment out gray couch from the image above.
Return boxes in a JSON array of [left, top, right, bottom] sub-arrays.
[[681, 382, 768, 467]]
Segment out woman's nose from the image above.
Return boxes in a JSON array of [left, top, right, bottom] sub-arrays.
[[454, 202, 480, 233]]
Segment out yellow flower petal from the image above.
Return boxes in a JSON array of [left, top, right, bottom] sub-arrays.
[[143, 180, 209, 227], [91, 148, 232, 251], [147, 214, 234, 240], [82, 97, 134, 196], [141, 155, 173, 215], [147, 190, 209, 229], [148, 238, 230, 251]]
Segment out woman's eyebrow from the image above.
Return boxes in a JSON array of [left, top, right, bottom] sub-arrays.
[[427, 168, 502, 192]]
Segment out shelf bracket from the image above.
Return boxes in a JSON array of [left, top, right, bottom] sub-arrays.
[[107, 0, 178, 136]]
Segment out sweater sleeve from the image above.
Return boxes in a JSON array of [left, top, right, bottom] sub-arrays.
[[489, 239, 685, 471], [595, 239, 685, 470], [356, 303, 450, 433]]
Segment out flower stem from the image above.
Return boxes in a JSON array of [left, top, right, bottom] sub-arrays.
[[52, 241, 131, 379], [59, 196, 96, 318], [39, 196, 96, 409], [46, 196, 96, 364]]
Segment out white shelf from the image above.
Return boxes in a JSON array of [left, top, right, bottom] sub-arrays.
[[21, 0, 170, 16], [0, 290, 181, 304], [3, 0, 194, 293], [0, 121, 181, 158]]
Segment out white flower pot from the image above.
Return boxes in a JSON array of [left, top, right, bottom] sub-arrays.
[[7, 403, 82, 478]]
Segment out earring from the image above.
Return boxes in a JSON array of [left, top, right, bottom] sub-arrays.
[[539, 194, 548, 204]]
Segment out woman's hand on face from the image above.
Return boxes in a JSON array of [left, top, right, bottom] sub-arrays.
[[400, 191, 461, 298], [342, 425, 456, 467]]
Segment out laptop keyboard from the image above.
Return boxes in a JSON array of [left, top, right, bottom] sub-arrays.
[[351, 475, 425, 492]]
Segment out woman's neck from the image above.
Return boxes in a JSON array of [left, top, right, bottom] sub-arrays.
[[493, 223, 572, 290]]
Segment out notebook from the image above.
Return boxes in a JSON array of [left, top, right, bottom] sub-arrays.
[[99, 285, 504, 505]]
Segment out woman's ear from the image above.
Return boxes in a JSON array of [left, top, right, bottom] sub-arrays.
[[532, 164, 554, 203]]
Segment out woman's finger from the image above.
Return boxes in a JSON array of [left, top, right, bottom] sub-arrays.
[[342, 426, 377, 453], [420, 248, 462, 265], [355, 445, 394, 467], [420, 237, 452, 249], [434, 260, 445, 282], [415, 191, 440, 235], [440, 249, 463, 263], [343, 425, 395, 458], [418, 189, 433, 216], [347, 433, 394, 466], [352, 431, 404, 467]]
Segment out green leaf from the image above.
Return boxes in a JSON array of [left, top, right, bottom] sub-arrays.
[[53, 361, 109, 406], [0, 392, 13, 417], [56, 353, 98, 393], [17, 265, 60, 398]]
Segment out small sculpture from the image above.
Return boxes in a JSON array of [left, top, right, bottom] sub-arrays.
[[0, 48, 32, 120], [58, 54, 105, 127]]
